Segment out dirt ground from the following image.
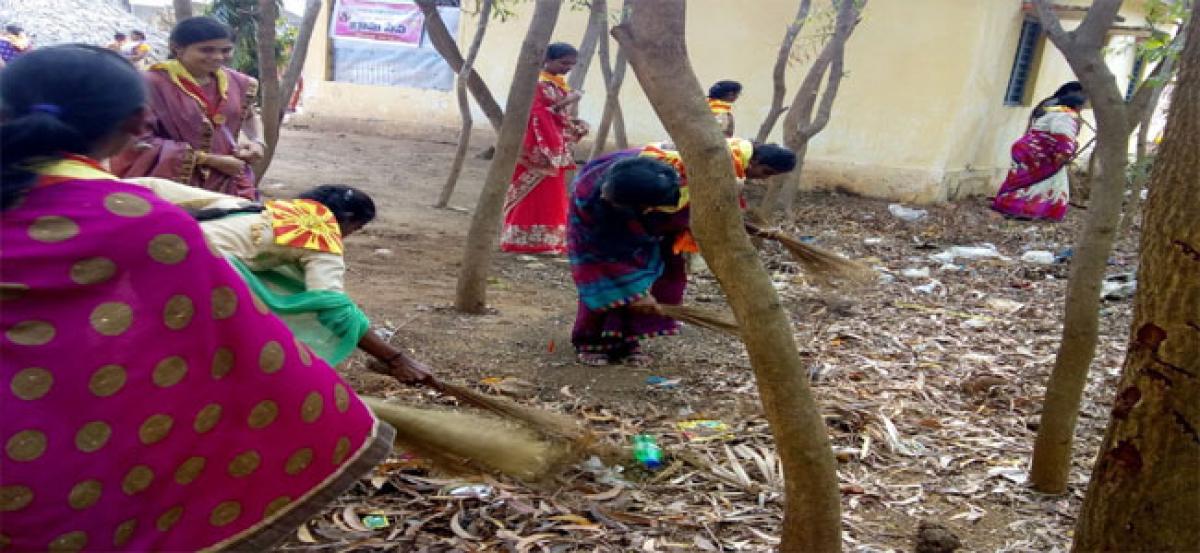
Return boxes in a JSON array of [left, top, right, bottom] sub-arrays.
[[267, 122, 1138, 552]]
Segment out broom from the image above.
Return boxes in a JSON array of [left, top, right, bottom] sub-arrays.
[[362, 396, 573, 481], [744, 222, 875, 285], [658, 304, 740, 337], [364, 356, 591, 445]]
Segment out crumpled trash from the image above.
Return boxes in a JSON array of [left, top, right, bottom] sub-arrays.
[[1055, 247, 1073, 262], [863, 237, 884, 245], [646, 376, 681, 389], [1102, 273, 1137, 300], [911, 280, 944, 294], [1020, 250, 1056, 265], [901, 267, 931, 279], [448, 484, 493, 499], [676, 420, 734, 442], [929, 244, 1008, 263], [888, 203, 928, 222]]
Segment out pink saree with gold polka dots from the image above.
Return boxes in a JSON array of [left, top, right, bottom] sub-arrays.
[[0, 159, 393, 552]]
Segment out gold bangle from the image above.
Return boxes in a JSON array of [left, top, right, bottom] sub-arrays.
[[195, 151, 207, 165]]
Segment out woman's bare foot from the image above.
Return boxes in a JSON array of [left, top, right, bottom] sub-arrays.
[[624, 352, 654, 367], [577, 352, 610, 366]]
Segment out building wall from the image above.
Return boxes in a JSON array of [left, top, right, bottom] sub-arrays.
[[298, 0, 1147, 203]]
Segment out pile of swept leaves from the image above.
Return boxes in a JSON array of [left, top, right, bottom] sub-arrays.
[[286, 194, 1138, 552]]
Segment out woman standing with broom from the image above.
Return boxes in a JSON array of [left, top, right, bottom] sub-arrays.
[[567, 141, 797, 366], [1, 45, 392, 551]]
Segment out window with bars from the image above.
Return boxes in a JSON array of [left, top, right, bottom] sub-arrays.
[[1004, 20, 1045, 106], [1125, 55, 1146, 101]]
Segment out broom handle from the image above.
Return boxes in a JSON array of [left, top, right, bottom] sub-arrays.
[[361, 349, 502, 413], [744, 221, 778, 241]]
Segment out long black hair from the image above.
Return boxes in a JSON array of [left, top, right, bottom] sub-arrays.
[[1, 44, 146, 210], [169, 16, 233, 58], [750, 143, 797, 174], [545, 42, 578, 61], [190, 185, 377, 233], [603, 157, 681, 209], [708, 80, 742, 101], [299, 185, 376, 230], [1032, 81, 1085, 121]]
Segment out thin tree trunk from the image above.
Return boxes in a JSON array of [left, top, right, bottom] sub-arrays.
[[613, 3, 842, 551], [173, 0, 193, 20], [1028, 0, 1139, 494], [612, 100, 628, 149], [1120, 64, 1173, 234], [761, 0, 862, 219], [250, 0, 319, 178], [588, 5, 629, 159], [754, 0, 812, 144], [1073, 10, 1200, 549], [278, 0, 321, 122], [438, 0, 494, 209], [568, 0, 606, 91], [254, 0, 283, 180], [454, 0, 562, 314], [589, 32, 629, 159], [417, 0, 505, 134]]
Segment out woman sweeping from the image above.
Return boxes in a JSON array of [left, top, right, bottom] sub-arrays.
[[1, 45, 392, 551], [130, 177, 432, 381], [991, 92, 1086, 221], [111, 16, 264, 200], [500, 42, 589, 254], [568, 140, 796, 366]]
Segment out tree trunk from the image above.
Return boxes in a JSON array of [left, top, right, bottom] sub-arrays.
[[612, 100, 628, 149], [454, 0, 562, 314], [1028, 0, 1139, 494], [253, 0, 282, 181], [278, 0, 321, 121], [588, 10, 633, 159], [588, 5, 629, 159], [754, 0, 812, 144], [253, 0, 319, 178], [567, 0, 606, 91], [437, 0, 494, 209], [613, 3, 842, 551], [417, 0, 505, 134], [760, 0, 862, 219], [173, 0, 193, 20], [1119, 56, 1174, 234], [1073, 10, 1200, 549]]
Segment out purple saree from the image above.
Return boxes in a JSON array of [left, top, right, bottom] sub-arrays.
[[567, 151, 689, 359], [111, 61, 258, 199]]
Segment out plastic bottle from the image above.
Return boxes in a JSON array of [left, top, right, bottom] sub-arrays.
[[632, 434, 663, 470]]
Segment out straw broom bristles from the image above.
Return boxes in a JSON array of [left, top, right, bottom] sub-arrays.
[[363, 397, 575, 481], [364, 360, 592, 446], [744, 222, 875, 285], [428, 380, 592, 445], [658, 304, 741, 337]]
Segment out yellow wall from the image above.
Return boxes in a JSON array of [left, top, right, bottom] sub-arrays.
[[299, 0, 1148, 203]]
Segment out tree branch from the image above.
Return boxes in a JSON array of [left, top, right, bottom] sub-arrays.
[[568, 0, 606, 91], [278, 0, 321, 123], [416, 0, 505, 133], [1031, 0, 1074, 46], [754, 0, 812, 143], [1074, 0, 1125, 48], [1127, 30, 1185, 127]]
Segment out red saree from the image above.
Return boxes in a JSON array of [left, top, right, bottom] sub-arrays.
[[500, 73, 588, 254], [111, 61, 259, 200]]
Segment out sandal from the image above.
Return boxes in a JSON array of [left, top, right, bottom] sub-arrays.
[[577, 352, 610, 366]]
